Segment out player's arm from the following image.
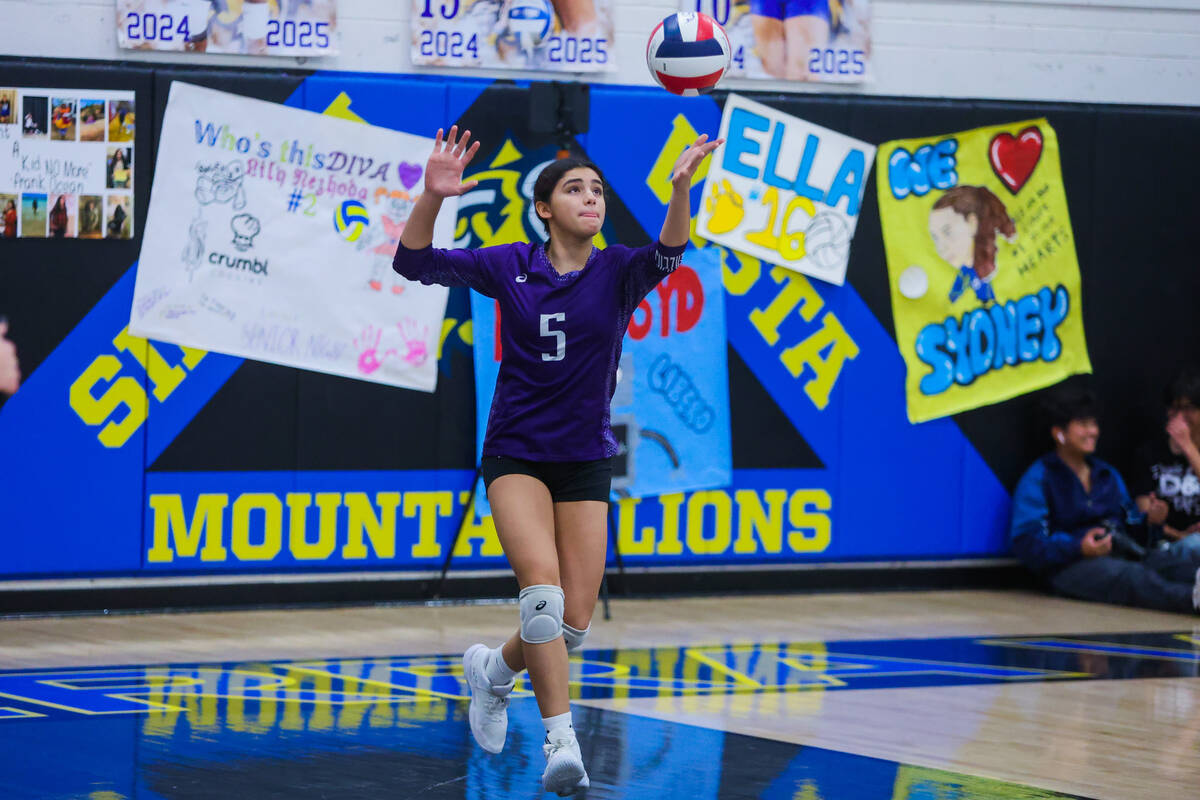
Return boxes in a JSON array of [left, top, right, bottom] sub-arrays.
[[400, 126, 480, 250], [394, 126, 499, 295], [659, 134, 723, 247]]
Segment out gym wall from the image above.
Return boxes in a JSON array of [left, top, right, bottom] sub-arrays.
[[0, 2, 1197, 602]]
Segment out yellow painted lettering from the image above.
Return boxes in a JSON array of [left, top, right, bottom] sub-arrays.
[[749, 266, 824, 346], [405, 491, 453, 558], [686, 491, 732, 554], [179, 343, 206, 370], [721, 247, 762, 297], [656, 493, 686, 555], [231, 493, 283, 561], [613, 497, 652, 556], [779, 312, 860, 409], [341, 492, 400, 559], [287, 492, 340, 560], [646, 114, 707, 204], [733, 489, 788, 554], [787, 490, 831, 553], [436, 318, 457, 359], [112, 327, 185, 402], [451, 491, 504, 557], [146, 494, 228, 562], [68, 354, 148, 448]]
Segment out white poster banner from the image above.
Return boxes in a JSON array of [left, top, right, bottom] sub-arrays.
[[696, 93, 874, 286], [130, 82, 456, 393], [0, 88, 136, 239]]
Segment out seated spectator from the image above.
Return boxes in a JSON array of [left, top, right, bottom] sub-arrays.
[[1010, 386, 1200, 614], [1134, 367, 1200, 557]]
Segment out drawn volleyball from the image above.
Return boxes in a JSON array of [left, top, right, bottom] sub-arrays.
[[334, 199, 370, 242], [505, 0, 553, 50], [646, 12, 731, 96]]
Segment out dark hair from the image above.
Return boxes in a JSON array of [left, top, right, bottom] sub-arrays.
[[1039, 385, 1100, 433], [1165, 366, 1200, 409], [532, 156, 606, 234], [932, 185, 1015, 280]]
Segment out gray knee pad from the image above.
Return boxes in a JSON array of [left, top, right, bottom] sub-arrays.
[[562, 622, 590, 653], [518, 584, 564, 644]]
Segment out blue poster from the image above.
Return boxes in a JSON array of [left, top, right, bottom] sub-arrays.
[[471, 246, 731, 512]]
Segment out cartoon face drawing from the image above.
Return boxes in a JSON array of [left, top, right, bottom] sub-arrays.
[[928, 206, 978, 271], [928, 185, 1016, 305], [195, 162, 247, 209]]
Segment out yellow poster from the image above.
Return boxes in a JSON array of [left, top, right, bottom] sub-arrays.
[[876, 118, 1091, 423]]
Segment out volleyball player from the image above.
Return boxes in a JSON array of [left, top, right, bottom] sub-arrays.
[[392, 125, 721, 795]]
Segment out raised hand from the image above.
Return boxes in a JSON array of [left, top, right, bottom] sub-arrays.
[[423, 126, 482, 199], [671, 134, 725, 189]]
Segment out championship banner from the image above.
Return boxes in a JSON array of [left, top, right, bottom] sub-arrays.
[[876, 118, 1092, 423], [696, 93, 874, 286], [684, 0, 871, 83], [0, 88, 136, 239], [116, 0, 338, 57], [130, 82, 456, 393], [470, 246, 732, 510], [411, 0, 614, 72]]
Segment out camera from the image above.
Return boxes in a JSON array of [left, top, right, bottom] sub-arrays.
[[1103, 519, 1146, 560]]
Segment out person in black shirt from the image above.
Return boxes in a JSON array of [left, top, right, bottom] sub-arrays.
[[1134, 367, 1200, 557]]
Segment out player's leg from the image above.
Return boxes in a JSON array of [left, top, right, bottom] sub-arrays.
[[550, 0, 598, 36], [783, 1, 832, 80], [750, 3, 786, 79], [461, 461, 561, 755]]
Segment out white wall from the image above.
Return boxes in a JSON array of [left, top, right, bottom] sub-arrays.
[[2, 0, 1198, 106]]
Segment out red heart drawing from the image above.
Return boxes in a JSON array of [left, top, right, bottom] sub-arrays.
[[989, 127, 1043, 194]]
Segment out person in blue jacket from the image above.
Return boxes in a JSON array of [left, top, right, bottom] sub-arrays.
[[1010, 386, 1200, 613]]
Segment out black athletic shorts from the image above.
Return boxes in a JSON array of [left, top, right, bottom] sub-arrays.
[[481, 455, 613, 503]]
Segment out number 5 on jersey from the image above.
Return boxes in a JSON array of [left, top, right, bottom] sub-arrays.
[[540, 313, 566, 362]]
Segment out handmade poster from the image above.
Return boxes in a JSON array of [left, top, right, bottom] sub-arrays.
[[471, 246, 732, 512], [683, 0, 870, 82], [130, 82, 456, 393], [696, 93, 875, 286], [876, 118, 1092, 423], [411, 0, 614, 72], [116, 0, 338, 57], [0, 88, 136, 239]]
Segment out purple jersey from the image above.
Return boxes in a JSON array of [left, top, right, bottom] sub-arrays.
[[394, 239, 685, 461]]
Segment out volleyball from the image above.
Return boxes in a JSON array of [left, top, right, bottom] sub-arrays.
[[505, 0, 553, 50], [646, 12, 731, 96], [333, 199, 370, 242], [804, 213, 851, 272]]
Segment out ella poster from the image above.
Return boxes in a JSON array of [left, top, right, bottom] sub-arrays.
[[876, 118, 1092, 423], [696, 93, 874, 286]]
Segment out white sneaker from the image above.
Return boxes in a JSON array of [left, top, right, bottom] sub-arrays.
[[462, 643, 513, 754], [542, 731, 589, 796]]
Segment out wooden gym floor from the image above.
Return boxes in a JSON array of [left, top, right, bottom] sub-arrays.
[[0, 589, 1196, 799]]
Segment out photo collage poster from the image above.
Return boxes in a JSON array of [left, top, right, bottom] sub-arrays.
[[411, 0, 614, 71], [0, 88, 137, 239], [116, 0, 338, 57], [683, 0, 870, 83]]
